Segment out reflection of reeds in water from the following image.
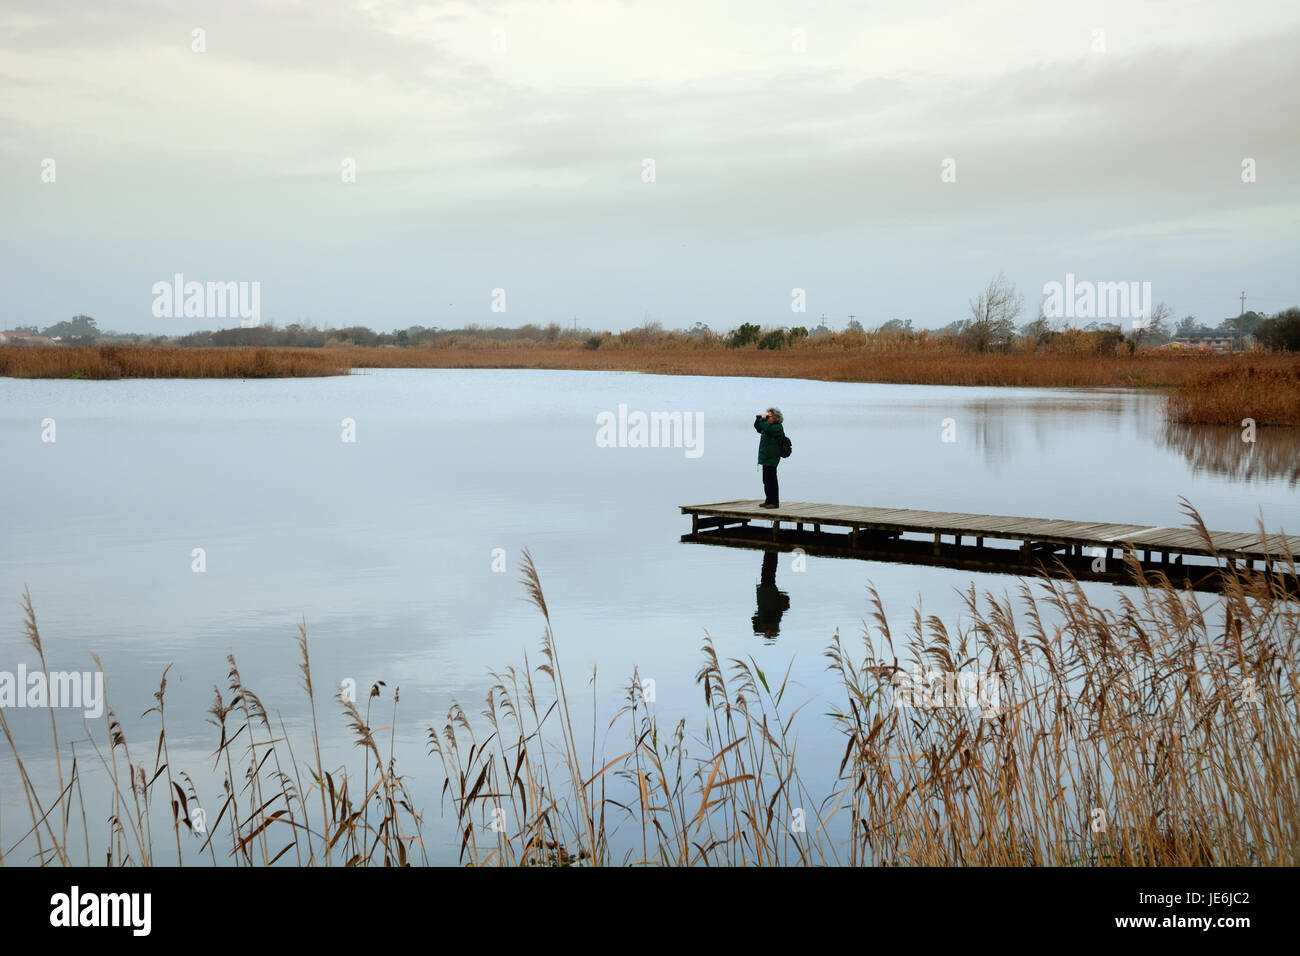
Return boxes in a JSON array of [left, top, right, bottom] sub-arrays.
[[4, 507, 1297, 866], [1162, 422, 1300, 486]]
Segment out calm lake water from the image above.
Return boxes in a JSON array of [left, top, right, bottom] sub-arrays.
[[1, 369, 1296, 863]]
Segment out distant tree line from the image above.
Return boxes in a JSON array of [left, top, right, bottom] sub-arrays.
[[11, 295, 1300, 353]]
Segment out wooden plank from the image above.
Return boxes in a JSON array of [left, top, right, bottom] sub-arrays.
[[858, 512, 914, 524], [1148, 531, 1213, 550], [1125, 525, 1180, 541], [1073, 523, 1131, 539], [975, 518, 1029, 533], [933, 514, 991, 530], [1235, 533, 1286, 551], [1072, 522, 1137, 540], [1053, 523, 1105, 540], [1046, 521, 1089, 534], [1003, 522, 1068, 536], [791, 505, 830, 518], [1211, 534, 1268, 553], [1257, 535, 1297, 556], [857, 508, 918, 521], [814, 509, 855, 520]]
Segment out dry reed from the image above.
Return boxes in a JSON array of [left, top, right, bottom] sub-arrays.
[[343, 345, 1296, 390], [0, 345, 348, 379], [1166, 363, 1300, 425], [5, 343, 1297, 392], [1, 608, 424, 866], [2, 506, 1295, 866]]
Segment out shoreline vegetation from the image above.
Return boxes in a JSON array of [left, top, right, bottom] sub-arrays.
[[2, 507, 1296, 867], [2, 342, 1299, 425]]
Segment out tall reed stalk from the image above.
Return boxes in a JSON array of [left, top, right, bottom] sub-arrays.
[[2, 507, 1295, 865]]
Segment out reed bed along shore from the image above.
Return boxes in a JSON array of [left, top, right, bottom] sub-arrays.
[[2, 505, 1296, 866], [1166, 363, 1300, 426], [0, 344, 348, 379], [7, 342, 1297, 425], [343, 344, 1300, 391], [5, 342, 1299, 398]]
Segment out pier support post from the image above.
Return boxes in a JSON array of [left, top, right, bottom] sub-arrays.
[[933, 532, 942, 556]]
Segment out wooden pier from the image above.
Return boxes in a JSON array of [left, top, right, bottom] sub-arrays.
[[680, 500, 1298, 593]]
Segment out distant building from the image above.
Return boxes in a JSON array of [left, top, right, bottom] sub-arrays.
[[0, 330, 59, 345], [1169, 330, 1254, 353]]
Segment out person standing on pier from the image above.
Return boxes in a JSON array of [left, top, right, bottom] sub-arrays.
[[754, 407, 785, 508]]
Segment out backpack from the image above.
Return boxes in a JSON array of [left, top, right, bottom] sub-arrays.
[[780, 434, 792, 459]]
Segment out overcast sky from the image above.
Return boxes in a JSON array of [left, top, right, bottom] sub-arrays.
[[2, 0, 1297, 334]]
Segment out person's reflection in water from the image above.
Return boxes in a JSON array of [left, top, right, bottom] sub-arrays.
[[752, 549, 791, 639]]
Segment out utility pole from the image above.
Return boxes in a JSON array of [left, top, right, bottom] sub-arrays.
[[1239, 291, 1247, 351]]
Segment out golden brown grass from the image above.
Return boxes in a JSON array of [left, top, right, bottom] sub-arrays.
[[342, 344, 1298, 389], [5, 342, 1297, 391], [1166, 363, 1300, 425], [0, 345, 348, 379], [4, 507, 1296, 866]]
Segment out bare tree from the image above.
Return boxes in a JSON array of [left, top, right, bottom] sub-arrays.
[[964, 273, 1023, 352], [1019, 312, 1053, 347], [1127, 301, 1173, 351]]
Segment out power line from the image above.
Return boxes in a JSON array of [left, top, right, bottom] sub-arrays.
[[1239, 291, 1246, 350]]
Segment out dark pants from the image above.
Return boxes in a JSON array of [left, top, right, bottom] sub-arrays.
[[762, 465, 779, 506]]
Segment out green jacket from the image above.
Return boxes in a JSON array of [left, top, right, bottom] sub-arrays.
[[755, 416, 785, 466]]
